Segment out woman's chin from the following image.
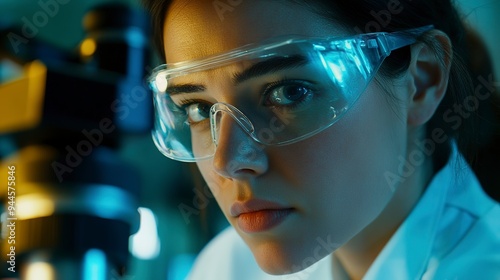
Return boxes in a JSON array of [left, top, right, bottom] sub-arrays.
[[250, 243, 328, 275]]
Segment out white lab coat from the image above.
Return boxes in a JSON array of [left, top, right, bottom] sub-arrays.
[[187, 147, 500, 279]]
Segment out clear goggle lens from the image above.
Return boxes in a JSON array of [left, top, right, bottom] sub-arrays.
[[149, 26, 433, 162]]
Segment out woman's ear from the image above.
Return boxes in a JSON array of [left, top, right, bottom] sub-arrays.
[[406, 30, 452, 126]]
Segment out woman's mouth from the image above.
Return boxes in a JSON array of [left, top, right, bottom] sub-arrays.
[[230, 200, 294, 233]]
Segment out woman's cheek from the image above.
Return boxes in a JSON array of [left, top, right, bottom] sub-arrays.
[[196, 160, 231, 213]]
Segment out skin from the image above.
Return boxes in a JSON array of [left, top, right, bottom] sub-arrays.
[[163, 0, 451, 278]]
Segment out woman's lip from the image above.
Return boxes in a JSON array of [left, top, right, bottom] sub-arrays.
[[237, 209, 294, 233], [230, 199, 291, 217], [230, 199, 294, 233]]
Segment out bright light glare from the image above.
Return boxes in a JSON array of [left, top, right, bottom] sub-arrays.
[[83, 249, 106, 280], [155, 74, 168, 92], [80, 38, 97, 57], [25, 262, 54, 280], [327, 61, 345, 84], [129, 207, 161, 260], [16, 194, 55, 220]]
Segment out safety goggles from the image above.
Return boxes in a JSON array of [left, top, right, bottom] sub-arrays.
[[148, 26, 433, 162]]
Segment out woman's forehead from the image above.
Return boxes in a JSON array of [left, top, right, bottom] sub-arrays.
[[163, 0, 344, 63]]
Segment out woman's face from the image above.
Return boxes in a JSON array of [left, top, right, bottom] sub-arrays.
[[164, 0, 411, 274]]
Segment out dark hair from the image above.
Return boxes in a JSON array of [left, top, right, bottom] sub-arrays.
[[143, 0, 499, 201]]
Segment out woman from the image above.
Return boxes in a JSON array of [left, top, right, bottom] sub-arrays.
[[144, 0, 500, 279]]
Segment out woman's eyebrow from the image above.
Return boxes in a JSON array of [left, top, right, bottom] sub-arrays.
[[232, 55, 309, 85], [166, 84, 206, 95]]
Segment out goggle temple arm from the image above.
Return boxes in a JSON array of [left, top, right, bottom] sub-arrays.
[[384, 25, 434, 52]]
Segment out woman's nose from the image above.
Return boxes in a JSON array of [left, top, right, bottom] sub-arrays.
[[211, 112, 269, 179]]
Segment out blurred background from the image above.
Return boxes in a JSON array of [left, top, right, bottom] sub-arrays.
[[0, 0, 498, 279]]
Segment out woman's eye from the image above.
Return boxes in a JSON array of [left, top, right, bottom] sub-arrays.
[[265, 81, 314, 106], [186, 103, 211, 123]]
